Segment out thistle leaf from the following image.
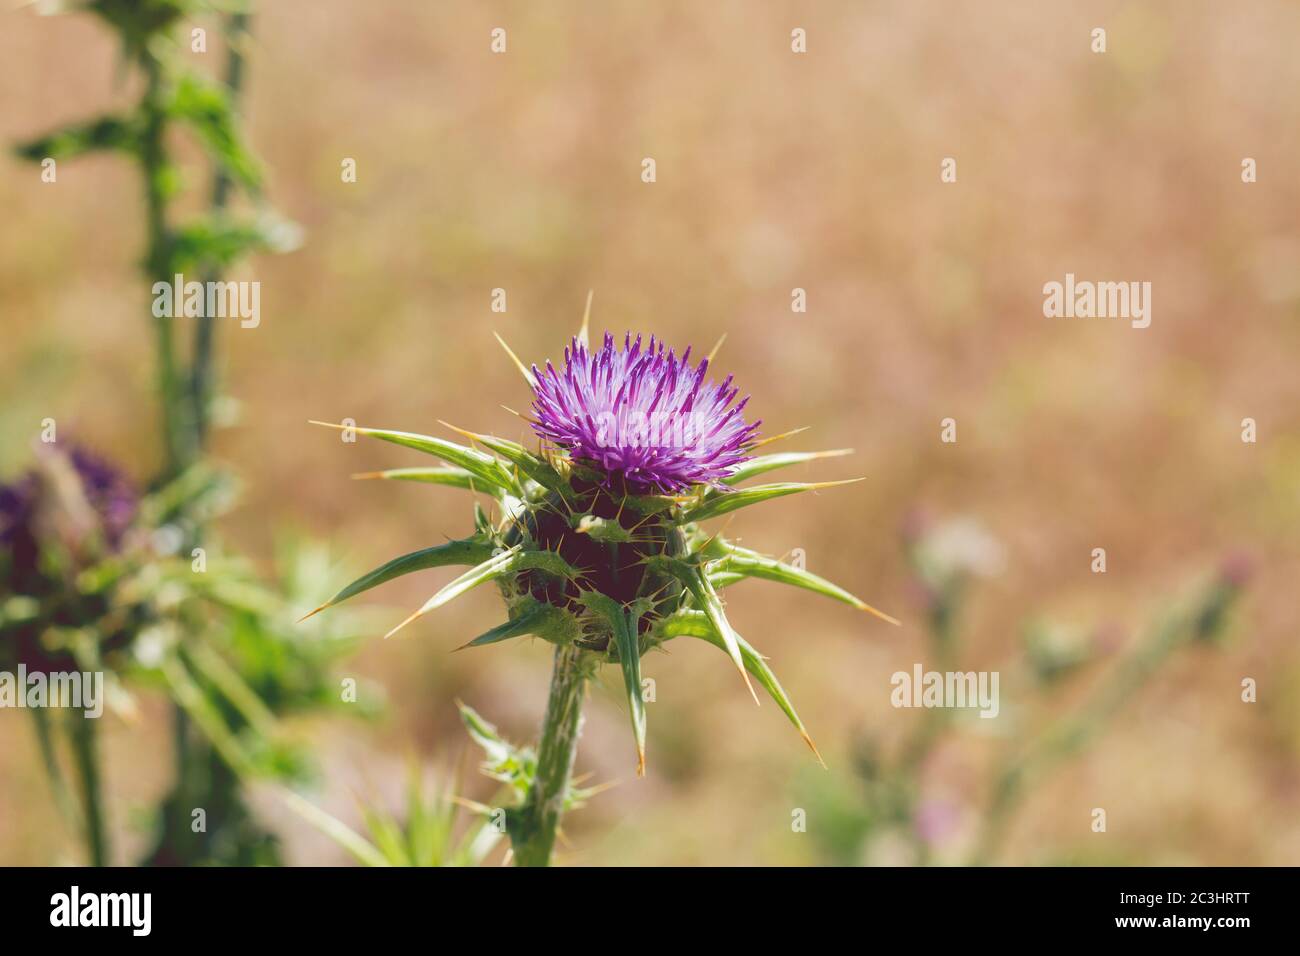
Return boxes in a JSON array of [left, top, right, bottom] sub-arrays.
[[167, 74, 262, 191], [457, 700, 513, 766], [299, 535, 496, 621], [385, 547, 581, 638], [277, 788, 391, 868], [683, 479, 865, 523], [309, 421, 516, 493], [352, 466, 480, 490], [457, 700, 536, 797], [723, 449, 853, 485], [623, 493, 683, 516], [456, 602, 561, 650], [710, 543, 900, 626], [437, 421, 566, 495], [644, 556, 757, 704], [573, 514, 635, 543], [15, 115, 137, 161], [657, 610, 824, 767], [579, 592, 647, 776]]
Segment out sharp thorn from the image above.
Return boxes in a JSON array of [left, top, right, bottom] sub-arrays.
[[577, 289, 594, 349], [383, 607, 424, 640], [492, 331, 536, 386], [802, 730, 828, 769], [706, 332, 727, 364]]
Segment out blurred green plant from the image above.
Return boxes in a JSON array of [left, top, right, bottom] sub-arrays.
[[7, 1, 353, 867], [14, 0, 298, 474], [803, 511, 1250, 866], [283, 730, 508, 868], [0, 444, 372, 864]]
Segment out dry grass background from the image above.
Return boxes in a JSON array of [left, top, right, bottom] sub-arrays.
[[1, 0, 1298, 865]]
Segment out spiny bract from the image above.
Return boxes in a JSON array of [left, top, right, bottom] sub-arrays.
[[307, 322, 897, 775]]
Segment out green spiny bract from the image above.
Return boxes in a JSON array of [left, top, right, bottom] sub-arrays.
[[308, 331, 897, 781]]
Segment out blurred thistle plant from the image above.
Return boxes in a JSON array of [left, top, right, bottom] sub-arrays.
[[15, 0, 299, 475], [0, 443, 371, 865], [307, 313, 898, 866], [10, 1, 336, 866], [805, 512, 1250, 867]]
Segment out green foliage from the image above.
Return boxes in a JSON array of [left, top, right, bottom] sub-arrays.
[[683, 478, 863, 523], [10, 1, 321, 867], [14, 115, 138, 161], [283, 757, 503, 868], [167, 73, 261, 190], [0, 445, 372, 864]]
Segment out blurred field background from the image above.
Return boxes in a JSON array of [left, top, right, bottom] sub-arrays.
[[2, 0, 1298, 865]]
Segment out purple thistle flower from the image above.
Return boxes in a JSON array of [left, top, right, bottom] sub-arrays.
[[0, 443, 137, 554], [528, 332, 761, 494]]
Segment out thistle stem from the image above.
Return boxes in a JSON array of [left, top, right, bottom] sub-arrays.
[[69, 712, 109, 867], [139, 50, 184, 477], [513, 644, 587, 867], [191, 10, 250, 448]]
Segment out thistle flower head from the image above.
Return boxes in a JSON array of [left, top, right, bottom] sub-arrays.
[[310, 321, 897, 782], [0, 443, 140, 674], [528, 331, 760, 494], [0, 443, 137, 558]]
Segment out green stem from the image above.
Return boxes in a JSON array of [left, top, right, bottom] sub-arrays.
[[152, 13, 253, 866], [69, 712, 109, 867], [512, 644, 588, 867], [191, 11, 250, 447], [31, 707, 81, 832], [139, 51, 185, 478]]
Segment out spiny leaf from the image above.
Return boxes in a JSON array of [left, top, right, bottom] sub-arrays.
[[299, 535, 495, 622], [457, 700, 513, 765], [456, 602, 562, 651], [723, 449, 853, 485], [277, 787, 390, 868], [385, 547, 581, 639], [623, 493, 684, 516], [15, 115, 137, 162], [644, 556, 757, 704], [457, 700, 536, 797], [579, 592, 647, 776], [309, 421, 516, 492], [658, 610, 824, 767], [437, 421, 566, 494], [709, 543, 900, 626], [383, 546, 520, 637], [572, 514, 636, 543], [358, 796, 412, 866], [682, 478, 864, 523], [167, 74, 262, 191], [352, 466, 480, 490]]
